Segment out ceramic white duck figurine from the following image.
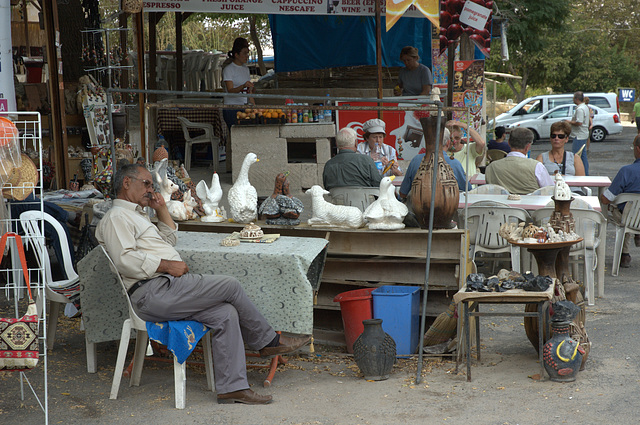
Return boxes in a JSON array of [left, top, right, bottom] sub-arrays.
[[363, 176, 408, 230], [228, 152, 259, 223], [196, 172, 226, 222]]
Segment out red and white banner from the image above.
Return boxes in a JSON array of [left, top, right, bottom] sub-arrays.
[[144, 0, 428, 17]]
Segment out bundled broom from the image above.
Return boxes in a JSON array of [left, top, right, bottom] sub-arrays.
[[423, 300, 458, 346]]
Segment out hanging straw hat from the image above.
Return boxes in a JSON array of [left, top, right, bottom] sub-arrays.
[[3, 154, 38, 201], [0, 117, 18, 182]]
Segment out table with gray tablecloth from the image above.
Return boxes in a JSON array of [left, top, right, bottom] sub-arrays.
[[175, 232, 328, 335], [79, 232, 328, 345]]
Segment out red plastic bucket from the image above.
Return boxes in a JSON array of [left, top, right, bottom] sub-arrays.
[[333, 288, 375, 353]]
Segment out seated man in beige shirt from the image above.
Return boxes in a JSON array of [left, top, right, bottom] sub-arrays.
[[97, 163, 309, 405], [485, 127, 554, 195]]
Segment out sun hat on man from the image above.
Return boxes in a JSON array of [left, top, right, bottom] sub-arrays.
[[362, 118, 386, 136]]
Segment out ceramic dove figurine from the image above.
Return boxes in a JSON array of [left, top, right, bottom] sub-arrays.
[[228, 153, 259, 223], [363, 176, 408, 230], [196, 172, 226, 222]]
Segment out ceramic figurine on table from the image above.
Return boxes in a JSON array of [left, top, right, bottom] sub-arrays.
[[152, 158, 189, 221], [196, 172, 226, 222], [553, 173, 572, 201], [259, 172, 304, 225], [306, 185, 364, 228], [364, 176, 408, 230], [228, 153, 259, 223], [182, 189, 199, 220]]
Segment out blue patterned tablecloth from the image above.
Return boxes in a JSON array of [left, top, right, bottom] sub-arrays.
[[175, 232, 328, 335]]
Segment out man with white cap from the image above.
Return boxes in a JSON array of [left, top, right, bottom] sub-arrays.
[[357, 119, 402, 177]]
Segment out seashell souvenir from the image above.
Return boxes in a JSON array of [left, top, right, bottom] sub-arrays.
[[499, 222, 516, 239], [240, 222, 264, 239], [220, 238, 240, 247]]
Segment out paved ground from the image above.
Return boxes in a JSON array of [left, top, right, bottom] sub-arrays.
[[1, 123, 639, 425]]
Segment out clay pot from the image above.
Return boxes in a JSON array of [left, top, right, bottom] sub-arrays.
[[353, 319, 396, 381], [543, 320, 585, 382], [410, 116, 460, 229]]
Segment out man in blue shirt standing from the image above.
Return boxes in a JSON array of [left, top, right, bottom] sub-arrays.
[[600, 134, 640, 267], [399, 127, 470, 201]]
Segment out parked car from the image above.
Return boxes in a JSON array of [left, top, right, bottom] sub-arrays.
[[489, 92, 620, 128], [507, 104, 622, 142]]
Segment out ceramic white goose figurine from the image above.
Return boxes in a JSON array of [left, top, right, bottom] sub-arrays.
[[363, 176, 408, 230], [228, 152, 259, 223], [196, 172, 226, 222]]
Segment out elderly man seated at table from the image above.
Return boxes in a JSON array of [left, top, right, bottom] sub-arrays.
[[96, 164, 310, 405], [600, 134, 640, 268], [399, 127, 471, 201], [447, 120, 486, 177], [484, 127, 554, 195], [323, 127, 382, 190]]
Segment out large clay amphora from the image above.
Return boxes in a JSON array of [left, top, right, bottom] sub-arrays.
[[410, 116, 460, 229]]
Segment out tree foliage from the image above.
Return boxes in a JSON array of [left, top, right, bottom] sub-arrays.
[[487, 0, 640, 100]]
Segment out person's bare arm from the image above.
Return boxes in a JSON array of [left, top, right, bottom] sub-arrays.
[[148, 192, 176, 230], [573, 154, 585, 176]]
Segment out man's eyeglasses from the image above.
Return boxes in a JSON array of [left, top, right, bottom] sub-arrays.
[[130, 177, 153, 188], [550, 133, 567, 139]]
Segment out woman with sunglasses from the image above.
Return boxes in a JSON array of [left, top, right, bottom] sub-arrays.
[[536, 121, 585, 178]]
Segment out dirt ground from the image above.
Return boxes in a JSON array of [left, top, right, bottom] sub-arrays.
[[1, 123, 639, 425]]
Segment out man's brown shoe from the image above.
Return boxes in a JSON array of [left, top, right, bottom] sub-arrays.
[[217, 389, 273, 405], [621, 254, 632, 268], [259, 334, 311, 357]]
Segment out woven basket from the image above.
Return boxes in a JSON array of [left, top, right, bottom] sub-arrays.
[[123, 0, 142, 14]]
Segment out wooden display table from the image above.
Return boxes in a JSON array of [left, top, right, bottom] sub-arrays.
[[178, 220, 470, 345]]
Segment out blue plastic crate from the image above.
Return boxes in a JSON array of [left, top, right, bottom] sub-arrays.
[[372, 286, 420, 356]]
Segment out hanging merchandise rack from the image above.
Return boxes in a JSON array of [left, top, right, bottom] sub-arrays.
[[1, 112, 48, 424]]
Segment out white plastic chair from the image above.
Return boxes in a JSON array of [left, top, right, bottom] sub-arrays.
[[544, 197, 594, 210], [610, 194, 640, 277], [532, 207, 606, 305], [177, 116, 221, 172], [99, 246, 215, 409], [469, 184, 509, 195], [461, 203, 531, 273], [19, 210, 79, 349], [328, 186, 379, 212], [528, 186, 555, 196]]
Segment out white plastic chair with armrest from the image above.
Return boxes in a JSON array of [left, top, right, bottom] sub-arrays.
[[177, 116, 221, 173], [469, 184, 509, 195], [460, 202, 531, 273], [328, 186, 379, 212], [19, 210, 79, 349], [529, 186, 555, 196], [100, 246, 215, 409], [610, 194, 640, 277], [532, 207, 606, 305]]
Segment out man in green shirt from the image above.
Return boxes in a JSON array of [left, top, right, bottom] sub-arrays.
[[632, 101, 640, 134], [322, 127, 382, 190]]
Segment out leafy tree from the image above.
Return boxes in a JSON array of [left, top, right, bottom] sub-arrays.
[[487, 0, 572, 101]]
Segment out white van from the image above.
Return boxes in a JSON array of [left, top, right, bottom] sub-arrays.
[[490, 93, 619, 128]]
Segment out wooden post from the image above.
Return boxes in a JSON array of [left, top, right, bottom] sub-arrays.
[[176, 12, 183, 95], [42, 0, 69, 189], [375, 0, 383, 119], [149, 12, 157, 100], [134, 10, 146, 159]]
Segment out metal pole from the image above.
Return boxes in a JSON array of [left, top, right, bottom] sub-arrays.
[[416, 101, 443, 384]]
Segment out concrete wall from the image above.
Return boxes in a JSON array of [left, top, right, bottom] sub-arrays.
[[231, 123, 335, 196]]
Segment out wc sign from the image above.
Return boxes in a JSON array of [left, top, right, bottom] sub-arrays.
[[619, 88, 636, 103]]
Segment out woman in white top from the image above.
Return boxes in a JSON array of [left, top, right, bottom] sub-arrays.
[[356, 118, 402, 177], [221, 37, 254, 128]]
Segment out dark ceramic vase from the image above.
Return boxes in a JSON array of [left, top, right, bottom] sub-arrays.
[[353, 319, 396, 381], [543, 320, 585, 382]]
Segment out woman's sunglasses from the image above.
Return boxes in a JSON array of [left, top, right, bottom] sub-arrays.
[[550, 134, 567, 139]]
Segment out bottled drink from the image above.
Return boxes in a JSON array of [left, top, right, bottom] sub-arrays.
[[373, 143, 384, 173], [325, 94, 332, 123], [318, 104, 325, 123]]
